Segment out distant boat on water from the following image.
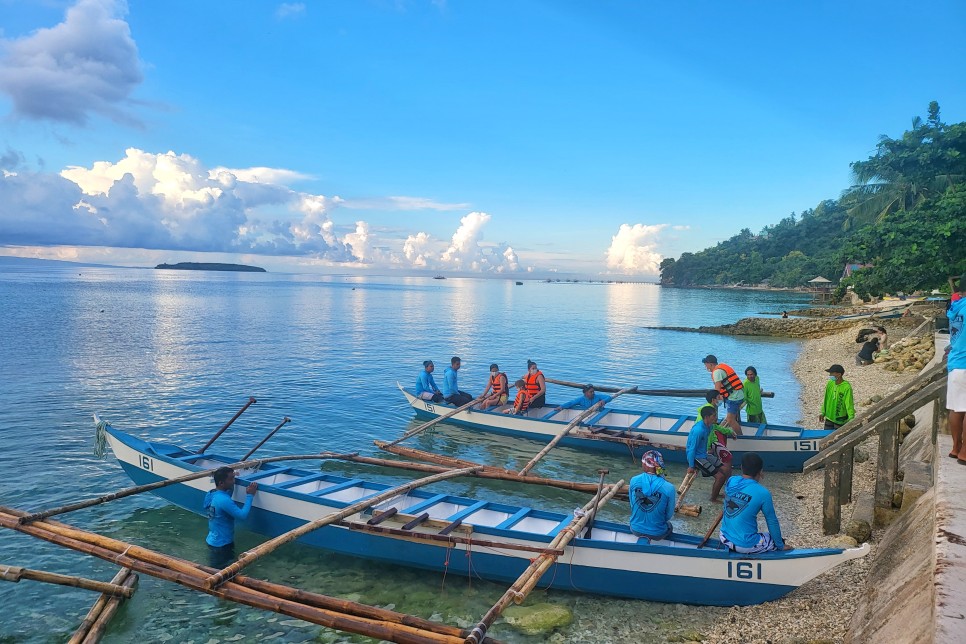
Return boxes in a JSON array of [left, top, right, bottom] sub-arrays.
[[515, 281, 523, 285], [433, 275, 446, 280]]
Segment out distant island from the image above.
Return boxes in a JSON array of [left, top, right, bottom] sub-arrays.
[[155, 262, 266, 272]]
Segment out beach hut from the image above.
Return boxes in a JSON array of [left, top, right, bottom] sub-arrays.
[[807, 276, 835, 302]]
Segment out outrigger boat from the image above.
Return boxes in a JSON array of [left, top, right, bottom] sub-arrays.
[[398, 384, 831, 472], [102, 420, 867, 606]]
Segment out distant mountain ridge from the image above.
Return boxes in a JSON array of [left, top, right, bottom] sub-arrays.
[[155, 262, 266, 272], [0, 255, 121, 269]]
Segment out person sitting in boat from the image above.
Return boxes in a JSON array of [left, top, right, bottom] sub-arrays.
[[629, 450, 675, 542], [415, 360, 443, 402], [742, 366, 767, 424], [503, 379, 532, 415], [855, 336, 880, 366], [701, 355, 744, 436], [442, 356, 473, 406], [696, 390, 735, 464], [204, 467, 258, 568], [687, 407, 730, 503], [520, 360, 547, 409], [557, 384, 612, 410], [480, 363, 509, 410], [720, 453, 792, 553]]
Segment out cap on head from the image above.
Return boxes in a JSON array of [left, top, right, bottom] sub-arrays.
[[642, 450, 665, 470], [702, 354, 718, 365], [825, 364, 845, 375], [490, 363, 499, 371], [423, 360, 434, 368]]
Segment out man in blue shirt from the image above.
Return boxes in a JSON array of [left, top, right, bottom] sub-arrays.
[[720, 452, 792, 554], [687, 406, 730, 502], [204, 467, 258, 568], [629, 450, 675, 541], [558, 384, 612, 410], [947, 273, 966, 462], [416, 360, 443, 402], [442, 356, 473, 406]]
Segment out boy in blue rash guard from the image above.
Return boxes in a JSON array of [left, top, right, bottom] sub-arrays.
[[720, 453, 792, 554], [687, 406, 730, 502], [629, 450, 675, 541], [416, 360, 443, 402], [204, 467, 258, 568], [557, 384, 613, 410], [442, 356, 473, 406]]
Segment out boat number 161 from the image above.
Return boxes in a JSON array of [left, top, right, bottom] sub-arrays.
[[727, 562, 763, 580]]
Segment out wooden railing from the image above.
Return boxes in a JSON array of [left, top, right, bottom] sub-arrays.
[[803, 362, 948, 534]]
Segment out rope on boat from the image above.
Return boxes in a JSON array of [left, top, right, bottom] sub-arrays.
[[93, 419, 108, 458]]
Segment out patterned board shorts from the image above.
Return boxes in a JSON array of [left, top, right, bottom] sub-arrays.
[[694, 453, 723, 477], [719, 532, 777, 554]]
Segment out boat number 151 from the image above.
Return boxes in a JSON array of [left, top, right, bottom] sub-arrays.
[[140, 456, 153, 471], [727, 562, 763, 580], [793, 440, 818, 452]]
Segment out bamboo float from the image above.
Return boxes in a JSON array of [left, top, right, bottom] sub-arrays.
[[546, 378, 775, 398], [517, 386, 637, 476], [464, 479, 625, 644], [204, 466, 484, 589], [69, 568, 134, 644], [386, 395, 487, 447], [0, 564, 135, 597], [197, 396, 257, 453], [0, 509, 487, 644], [674, 470, 702, 517], [19, 448, 356, 524], [74, 570, 139, 644], [242, 416, 292, 460]]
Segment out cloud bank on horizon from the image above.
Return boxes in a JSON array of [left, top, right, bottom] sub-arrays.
[[0, 0, 673, 277]]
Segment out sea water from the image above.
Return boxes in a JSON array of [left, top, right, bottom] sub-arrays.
[[0, 265, 813, 643]]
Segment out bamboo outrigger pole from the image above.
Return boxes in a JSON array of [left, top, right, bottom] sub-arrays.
[[464, 478, 626, 644], [546, 378, 775, 398], [517, 387, 637, 476], [69, 568, 138, 644], [241, 416, 291, 460], [197, 396, 257, 453], [0, 564, 135, 598], [204, 466, 485, 588], [386, 395, 487, 448]]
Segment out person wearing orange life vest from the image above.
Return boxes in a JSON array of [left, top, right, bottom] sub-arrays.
[[702, 354, 744, 436], [522, 359, 547, 409], [503, 379, 532, 415], [480, 363, 509, 410]]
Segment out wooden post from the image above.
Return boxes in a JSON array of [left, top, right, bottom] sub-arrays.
[[386, 396, 486, 448], [873, 422, 901, 525], [822, 453, 842, 535], [839, 446, 854, 506], [204, 466, 484, 588]]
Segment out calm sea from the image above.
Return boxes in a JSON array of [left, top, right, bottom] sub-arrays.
[[0, 265, 813, 643]]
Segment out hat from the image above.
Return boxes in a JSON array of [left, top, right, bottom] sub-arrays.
[[490, 363, 500, 371], [641, 450, 665, 469], [702, 354, 717, 365], [825, 364, 845, 375]]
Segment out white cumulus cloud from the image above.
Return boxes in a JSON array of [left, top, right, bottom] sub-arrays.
[[605, 223, 667, 274]]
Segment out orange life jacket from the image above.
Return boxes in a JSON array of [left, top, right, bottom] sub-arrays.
[[712, 363, 743, 399], [513, 388, 531, 411], [524, 370, 544, 397], [489, 372, 508, 395]]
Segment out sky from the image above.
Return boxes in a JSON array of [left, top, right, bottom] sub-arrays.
[[0, 0, 963, 278]]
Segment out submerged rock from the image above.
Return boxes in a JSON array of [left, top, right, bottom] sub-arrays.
[[503, 603, 573, 635]]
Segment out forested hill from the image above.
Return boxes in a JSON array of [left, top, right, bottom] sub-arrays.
[[659, 102, 966, 296]]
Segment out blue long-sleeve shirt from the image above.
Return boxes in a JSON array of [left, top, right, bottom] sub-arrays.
[[204, 489, 254, 547], [442, 366, 459, 397], [416, 370, 440, 396], [559, 392, 612, 410], [628, 472, 675, 538], [721, 476, 784, 549], [686, 419, 712, 467], [949, 298, 966, 370]]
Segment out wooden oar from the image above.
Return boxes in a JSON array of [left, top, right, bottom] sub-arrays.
[[385, 395, 486, 448], [241, 416, 291, 460], [547, 378, 775, 398], [197, 396, 257, 454], [517, 387, 636, 476], [0, 565, 135, 598], [697, 509, 723, 549], [464, 478, 625, 644], [582, 469, 608, 539], [204, 466, 484, 588]]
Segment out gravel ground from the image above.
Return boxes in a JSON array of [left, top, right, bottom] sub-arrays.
[[703, 321, 923, 644]]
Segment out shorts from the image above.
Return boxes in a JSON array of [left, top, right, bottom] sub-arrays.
[[824, 419, 846, 430], [746, 412, 766, 424], [725, 399, 743, 415], [632, 525, 673, 542], [719, 532, 777, 554], [948, 369, 966, 412], [711, 442, 733, 464], [208, 542, 235, 568], [694, 453, 723, 477]]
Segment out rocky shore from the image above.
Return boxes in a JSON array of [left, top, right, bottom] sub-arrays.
[[704, 318, 936, 644]]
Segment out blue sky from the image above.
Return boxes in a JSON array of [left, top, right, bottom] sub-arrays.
[[1, 0, 963, 277]]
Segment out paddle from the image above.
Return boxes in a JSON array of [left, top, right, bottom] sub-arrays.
[[547, 378, 775, 398], [697, 509, 723, 549], [385, 394, 485, 448], [241, 417, 291, 461], [197, 397, 257, 454], [583, 469, 608, 539]]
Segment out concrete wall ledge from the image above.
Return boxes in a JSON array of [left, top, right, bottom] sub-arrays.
[[936, 434, 966, 643]]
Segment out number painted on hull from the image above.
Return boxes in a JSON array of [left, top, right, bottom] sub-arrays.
[[793, 440, 818, 452], [140, 455, 153, 471], [425, 404, 435, 413], [727, 561, 763, 580]]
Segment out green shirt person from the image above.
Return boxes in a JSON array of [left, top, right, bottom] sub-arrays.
[[743, 366, 766, 424], [819, 364, 855, 430], [697, 390, 736, 461]]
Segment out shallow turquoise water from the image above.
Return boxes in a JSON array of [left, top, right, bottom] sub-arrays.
[[0, 266, 813, 642]]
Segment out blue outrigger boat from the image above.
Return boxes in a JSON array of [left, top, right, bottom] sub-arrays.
[[399, 384, 831, 472], [102, 418, 867, 606]]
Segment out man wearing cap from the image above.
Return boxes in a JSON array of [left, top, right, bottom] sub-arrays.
[[558, 384, 612, 410], [819, 364, 855, 430], [629, 450, 676, 541], [415, 360, 443, 402], [946, 273, 966, 462], [720, 452, 791, 553], [702, 355, 744, 436], [687, 406, 730, 502], [480, 363, 509, 410], [442, 356, 473, 406]]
